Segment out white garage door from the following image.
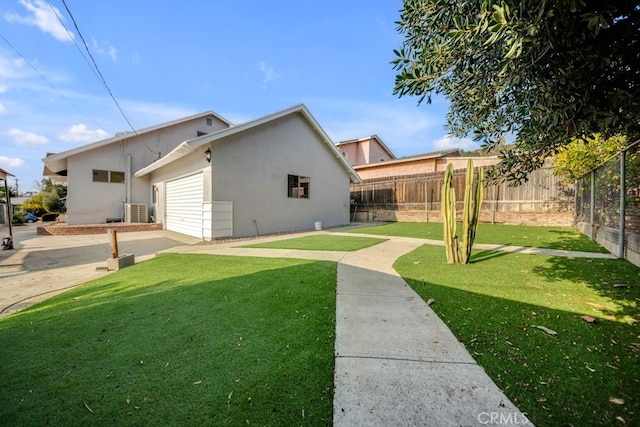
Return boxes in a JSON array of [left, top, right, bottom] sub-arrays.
[[166, 173, 204, 238]]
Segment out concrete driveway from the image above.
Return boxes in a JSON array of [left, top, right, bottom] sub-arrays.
[[0, 223, 199, 318]]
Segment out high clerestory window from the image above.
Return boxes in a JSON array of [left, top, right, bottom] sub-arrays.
[[288, 174, 310, 199]]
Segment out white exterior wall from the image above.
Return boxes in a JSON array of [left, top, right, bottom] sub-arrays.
[[211, 113, 351, 238], [65, 116, 227, 224]]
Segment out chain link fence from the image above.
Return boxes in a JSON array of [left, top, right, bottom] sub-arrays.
[[575, 140, 640, 266]]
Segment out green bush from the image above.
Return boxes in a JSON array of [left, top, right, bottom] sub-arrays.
[[41, 213, 58, 222], [11, 213, 24, 224]]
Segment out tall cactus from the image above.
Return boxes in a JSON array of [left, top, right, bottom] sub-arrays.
[[460, 159, 484, 264], [441, 160, 483, 264], [441, 164, 459, 264]]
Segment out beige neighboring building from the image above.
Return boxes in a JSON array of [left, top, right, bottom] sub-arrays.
[[355, 151, 501, 180], [44, 104, 360, 239], [335, 135, 499, 180], [336, 135, 396, 166]]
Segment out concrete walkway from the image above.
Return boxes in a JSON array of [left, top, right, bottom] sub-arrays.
[[332, 237, 528, 426]]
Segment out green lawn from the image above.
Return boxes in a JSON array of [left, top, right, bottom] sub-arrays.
[[395, 245, 640, 426], [240, 235, 387, 251], [347, 222, 607, 252], [0, 254, 336, 426]]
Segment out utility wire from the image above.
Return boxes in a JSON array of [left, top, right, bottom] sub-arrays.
[[60, 0, 138, 135], [46, 1, 103, 87], [0, 33, 111, 135]]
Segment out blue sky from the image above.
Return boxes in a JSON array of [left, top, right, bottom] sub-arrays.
[[0, 0, 476, 192]]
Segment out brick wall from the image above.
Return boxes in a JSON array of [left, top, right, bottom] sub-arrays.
[[354, 210, 574, 227], [37, 222, 163, 236]]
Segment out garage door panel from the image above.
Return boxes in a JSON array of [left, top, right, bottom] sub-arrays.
[[166, 173, 203, 238]]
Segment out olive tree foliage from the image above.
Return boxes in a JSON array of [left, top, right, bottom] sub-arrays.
[[393, 0, 640, 183]]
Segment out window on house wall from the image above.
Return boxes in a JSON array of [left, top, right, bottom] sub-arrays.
[[93, 169, 125, 184], [93, 169, 109, 182], [206, 118, 213, 126], [110, 171, 125, 183], [288, 174, 310, 199], [197, 131, 208, 137]]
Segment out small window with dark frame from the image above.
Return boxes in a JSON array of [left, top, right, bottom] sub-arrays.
[[93, 169, 109, 182], [110, 171, 125, 183], [288, 174, 310, 199], [93, 169, 125, 184]]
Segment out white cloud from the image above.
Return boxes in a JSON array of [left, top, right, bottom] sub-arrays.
[[6, 128, 49, 146], [58, 124, 108, 143], [0, 56, 27, 79], [258, 61, 281, 86], [433, 135, 478, 151], [4, 0, 73, 43], [0, 84, 7, 114], [108, 46, 117, 61], [0, 156, 26, 168], [91, 38, 118, 61]]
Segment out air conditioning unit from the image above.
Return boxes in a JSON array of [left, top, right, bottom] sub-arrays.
[[124, 203, 148, 223]]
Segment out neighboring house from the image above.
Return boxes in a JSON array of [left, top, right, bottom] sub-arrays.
[[351, 149, 500, 180], [43, 111, 232, 225], [43, 104, 360, 239], [336, 135, 396, 166]]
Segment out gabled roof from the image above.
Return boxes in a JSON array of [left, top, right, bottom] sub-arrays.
[[336, 135, 397, 160], [354, 148, 461, 170], [42, 111, 232, 173], [134, 104, 361, 183]]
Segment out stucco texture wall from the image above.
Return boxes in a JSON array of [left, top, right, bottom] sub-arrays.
[[65, 115, 227, 224], [211, 113, 351, 237]]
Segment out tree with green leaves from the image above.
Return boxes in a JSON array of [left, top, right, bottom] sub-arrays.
[[393, 0, 640, 183], [552, 134, 627, 182], [0, 185, 17, 203], [23, 179, 67, 214]]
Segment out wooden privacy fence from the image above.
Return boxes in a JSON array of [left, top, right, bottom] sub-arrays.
[[350, 165, 575, 224]]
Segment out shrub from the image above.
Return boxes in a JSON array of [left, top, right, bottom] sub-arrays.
[[41, 213, 59, 222], [11, 212, 24, 224]]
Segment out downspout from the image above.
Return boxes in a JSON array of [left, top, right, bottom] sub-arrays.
[[126, 154, 132, 203]]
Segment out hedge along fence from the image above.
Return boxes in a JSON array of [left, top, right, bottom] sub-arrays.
[[575, 139, 640, 267], [350, 164, 575, 225]]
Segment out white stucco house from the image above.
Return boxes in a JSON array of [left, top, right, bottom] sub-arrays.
[[43, 104, 361, 239]]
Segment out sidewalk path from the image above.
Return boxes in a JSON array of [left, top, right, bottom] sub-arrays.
[[332, 237, 528, 426]]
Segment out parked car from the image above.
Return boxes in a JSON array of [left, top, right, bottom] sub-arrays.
[[24, 213, 38, 223]]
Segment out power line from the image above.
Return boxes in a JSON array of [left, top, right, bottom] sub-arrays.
[[59, 0, 139, 135], [46, 1, 102, 86], [0, 33, 111, 135]]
